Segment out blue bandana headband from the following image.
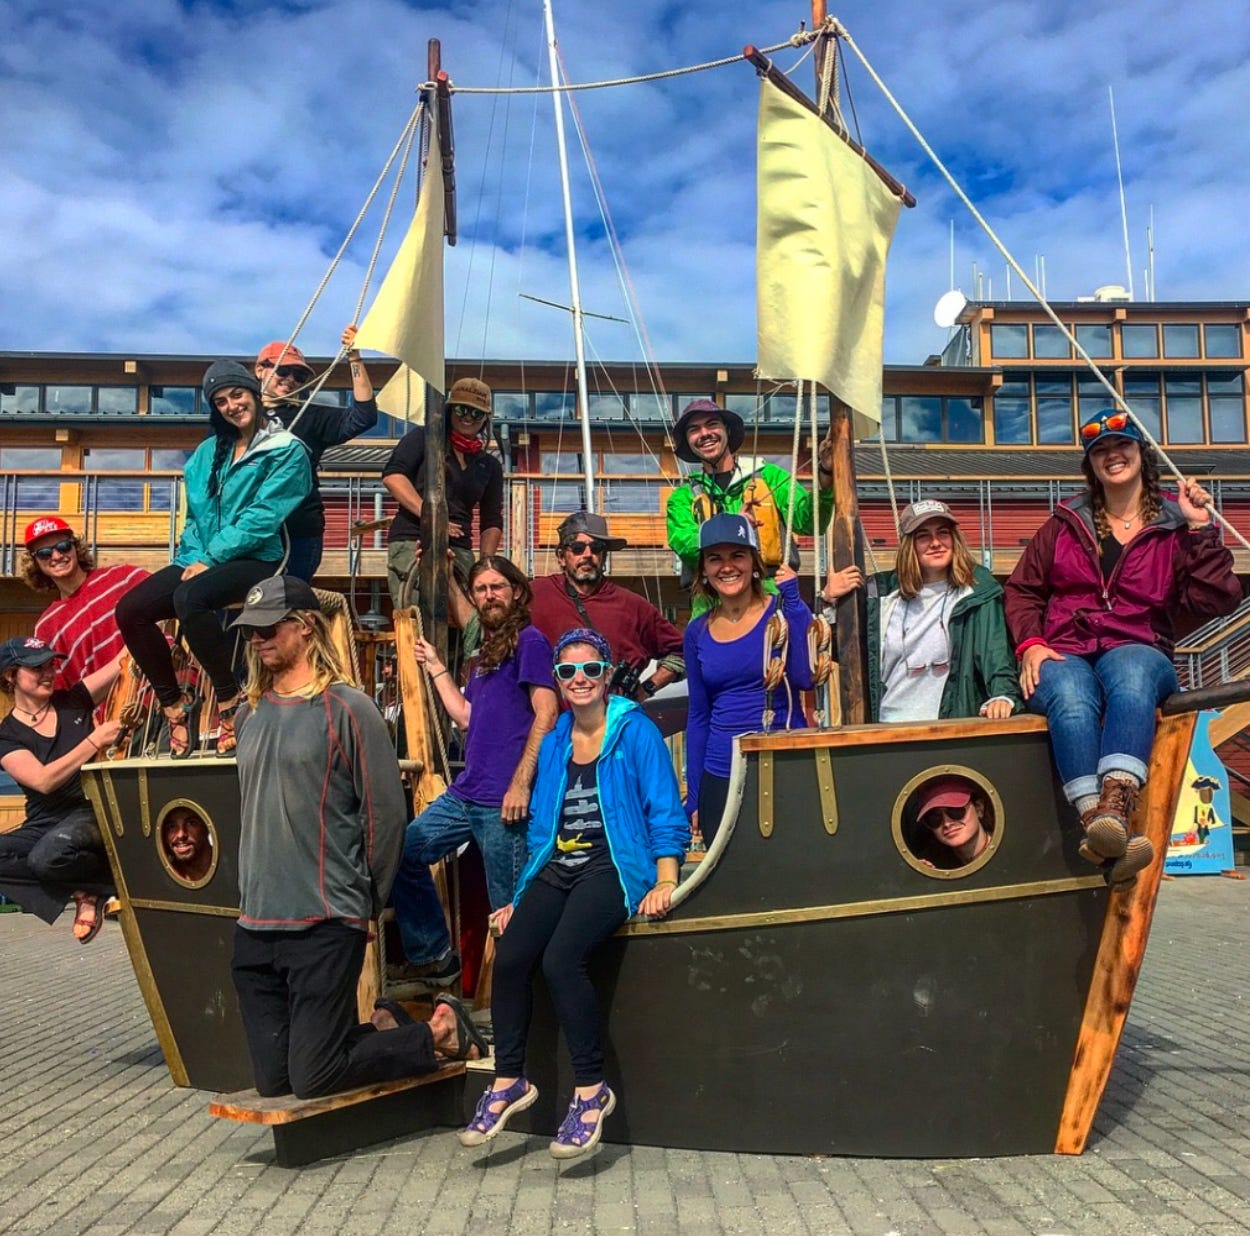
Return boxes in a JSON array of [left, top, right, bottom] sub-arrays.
[[553, 627, 613, 666]]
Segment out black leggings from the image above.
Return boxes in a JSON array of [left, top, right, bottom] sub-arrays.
[[491, 869, 628, 1086], [115, 560, 276, 707], [699, 771, 731, 844], [0, 806, 114, 924]]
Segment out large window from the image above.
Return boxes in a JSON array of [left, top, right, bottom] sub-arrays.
[[1121, 324, 1159, 358], [601, 480, 663, 514], [989, 324, 1028, 358], [1032, 324, 1070, 358], [0, 385, 39, 414], [97, 386, 139, 415], [534, 392, 577, 421], [879, 396, 984, 443], [587, 393, 626, 420], [538, 481, 583, 512], [1164, 375, 1203, 443], [492, 391, 529, 420], [601, 453, 651, 475], [85, 448, 147, 511], [1123, 375, 1162, 440], [1208, 372, 1246, 442], [1075, 324, 1112, 358], [1, 447, 61, 507], [992, 381, 1031, 445], [149, 386, 198, 416], [149, 449, 191, 511], [44, 385, 93, 414], [1204, 324, 1242, 359], [1035, 378, 1075, 444], [540, 451, 582, 475], [1163, 324, 1200, 359]]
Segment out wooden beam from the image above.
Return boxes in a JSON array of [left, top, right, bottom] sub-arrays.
[[829, 399, 868, 723]]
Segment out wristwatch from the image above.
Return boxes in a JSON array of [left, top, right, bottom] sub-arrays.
[[640, 678, 658, 698]]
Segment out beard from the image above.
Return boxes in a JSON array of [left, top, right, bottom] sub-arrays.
[[565, 562, 603, 588], [478, 599, 514, 631]]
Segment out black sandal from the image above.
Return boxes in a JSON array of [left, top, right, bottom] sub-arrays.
[[216, 696, 241, 755], [435, 994, 489, 1061], [164, 694, 200, 760]]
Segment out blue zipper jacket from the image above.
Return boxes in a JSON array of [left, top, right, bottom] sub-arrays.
[[176, 420, 312, 568], [514, 696, 690, 916]]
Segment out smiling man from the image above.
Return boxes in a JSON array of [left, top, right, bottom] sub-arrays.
[[665, 398, 834, 615], [22, 516, 147, 694]]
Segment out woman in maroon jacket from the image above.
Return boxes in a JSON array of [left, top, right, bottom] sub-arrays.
[[1004, 411, 1240, 885]]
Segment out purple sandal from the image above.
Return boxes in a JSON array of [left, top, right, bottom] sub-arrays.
[[549, 1083, 616, 1159], [458, 1077, 538, 1147]]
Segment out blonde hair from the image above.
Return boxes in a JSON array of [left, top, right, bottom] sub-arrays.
[[895, 522, 977, 600], [242, 609, 349, 707]]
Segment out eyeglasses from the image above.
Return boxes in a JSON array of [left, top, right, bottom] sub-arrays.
[[32, 538, 75, 561], [925, 802, 973, 828], [259, 360, 312, 382], [1080, 412, 1131, 441], [563, 539, 608, 557], [554, 660, 610, 682], [242, 617, 300, 641], [450, 404, 488, 421]]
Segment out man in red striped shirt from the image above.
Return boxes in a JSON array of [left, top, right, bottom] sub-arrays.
[[21, 517, 148, 691]]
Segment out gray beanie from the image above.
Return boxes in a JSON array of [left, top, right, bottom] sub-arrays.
[[202, 360, 262, 408]]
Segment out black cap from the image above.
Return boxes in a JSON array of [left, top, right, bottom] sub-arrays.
[[227, 576, 320, 629], [0, 636, 66, 671], [557, 510, 628, 552]]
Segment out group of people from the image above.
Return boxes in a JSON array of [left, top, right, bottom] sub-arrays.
[[0, 357, 1241, 1157]]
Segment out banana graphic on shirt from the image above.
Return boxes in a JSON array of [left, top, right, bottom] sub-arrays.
[[557, 834, 593, 852]]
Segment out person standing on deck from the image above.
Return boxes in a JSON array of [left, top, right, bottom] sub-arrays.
[[254, 326, 379, 582], [388, 557, 558, 986], [528, 510, 685, 701], [228, 576, 485, 1100], [21, 516, 148, 695], [666, 399, 834, 615], [382, 377, 503, 652]]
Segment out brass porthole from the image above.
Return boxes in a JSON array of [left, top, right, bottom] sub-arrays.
[[890, 764, 1004, 881], [154, 798, 220, 890]]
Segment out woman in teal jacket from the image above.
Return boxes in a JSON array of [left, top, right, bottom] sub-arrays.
[[458, 628, 688, 1160], [116, 361, 311, 756]]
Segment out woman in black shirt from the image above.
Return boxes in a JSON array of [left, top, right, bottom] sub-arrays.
[[0, 637, 122, 941]]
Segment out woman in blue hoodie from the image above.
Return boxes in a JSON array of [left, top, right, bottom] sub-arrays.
[[116, 361, 311, 757], [459, 628, 688, 1160]]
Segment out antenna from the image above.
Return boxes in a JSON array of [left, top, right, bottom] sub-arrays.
[[1146, 205, 1156, 301], [934, 289, 968, 329], [1040, 255, 1047, 299], [1109, 85, 1135, 300], [1005, 264, 1012, 300], [949, 219, 955, 291]]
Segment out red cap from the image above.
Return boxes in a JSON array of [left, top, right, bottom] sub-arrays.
[[255, 341, 309, 368], [915, 776, 975, 821], [24, 516, 74, 547]]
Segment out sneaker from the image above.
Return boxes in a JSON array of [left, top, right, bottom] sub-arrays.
[[458, 1077, 538, 1147], [385, 950, 461, 987], [549, 1084, 616, 1160]]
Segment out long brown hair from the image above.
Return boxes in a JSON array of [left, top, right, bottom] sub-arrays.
[[241, 609, 349, 708], [895, 522, 977, 600], [470, 556, 533, 672], [20, 537, 94, 593], [1081, 440, 1162, 540], [691, 544, 768, 608]]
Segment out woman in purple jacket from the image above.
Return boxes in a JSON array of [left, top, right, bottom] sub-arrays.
[[1005, 411, 1240, 885], [684, 513, 814, 845]]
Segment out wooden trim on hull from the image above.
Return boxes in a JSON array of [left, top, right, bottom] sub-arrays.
[[739, 716, 1050, 752], [1055, 711, 1197, 1154]]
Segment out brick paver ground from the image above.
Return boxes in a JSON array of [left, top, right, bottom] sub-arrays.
[[1, 879, 1248, 1235]]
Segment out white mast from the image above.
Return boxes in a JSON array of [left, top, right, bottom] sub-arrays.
[[1109, 85, 1135, 301], [543, 0, 596, 513]]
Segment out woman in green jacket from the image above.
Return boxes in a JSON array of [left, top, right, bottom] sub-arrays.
[[116, 361, 311, 756], [823, 499, 1021, 723]]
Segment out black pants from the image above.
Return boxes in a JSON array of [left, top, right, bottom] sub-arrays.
[[0, 806, 114, 924], [231, 920, 438, 1099], [699, 771, 731, 844], [115, 560, 276, 707], [491, 870, 628, 1087]]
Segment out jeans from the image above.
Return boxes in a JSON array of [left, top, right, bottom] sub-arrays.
[[285, 534, 323, 583], [389, 791, 526, 965], [1026, 644, 1179, 802], [0, 806, 114, 924]]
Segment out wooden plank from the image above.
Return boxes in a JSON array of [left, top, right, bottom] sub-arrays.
[[209, 1060, 466, 1126], [1208, 700, 1250, 749], [1054, 711, 1196, 1155], [392, 610, 448, 813], [739, 716, 1049, 752], [829, 399, 868, 724]]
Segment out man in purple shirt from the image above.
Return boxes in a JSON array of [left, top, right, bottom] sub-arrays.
[[389, 557, 558, 984]]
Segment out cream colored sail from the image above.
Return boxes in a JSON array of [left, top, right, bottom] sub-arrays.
[[355, 108, 447, 423], [756, 76, 902, 436]]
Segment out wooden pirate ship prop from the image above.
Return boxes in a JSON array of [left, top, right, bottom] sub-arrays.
[[76, 10, 1250, 1163]]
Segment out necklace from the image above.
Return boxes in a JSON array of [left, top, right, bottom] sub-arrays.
[[717, 602, 757, 624], [16, 702, 51, 725], [1108, 509, 1139, 530]]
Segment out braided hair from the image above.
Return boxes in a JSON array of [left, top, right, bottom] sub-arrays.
[[1081, 441, 1162, 540]]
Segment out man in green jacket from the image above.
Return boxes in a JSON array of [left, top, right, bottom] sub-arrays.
[[665, 399, 834, 614]]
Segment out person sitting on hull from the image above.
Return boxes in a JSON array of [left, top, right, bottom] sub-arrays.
[[0, 637, 123, 944], [910, 776, 994, 870], [683, 514, 814, 845], [228, 576, 485, 1101], [115, 361, 312, 758], [388, 556, 558, 985], [823, 499, 1021, 722], [1005, 411, 1241, 887], [666, 398, 833, 615], [459, 628, 688, 1159], [253, 327, 379, 583], [528, 510, 685, 701]]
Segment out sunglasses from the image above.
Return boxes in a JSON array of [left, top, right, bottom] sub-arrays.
[[925, 802, 973, 828], [1080, 412, 1131, 441], [450, 404, 488, 421], [32, 538, 75, 561], [259, 360, 313, 382], [563, 539, 608, 557], [554, 660, 610, 682], [241, 616, 300, 641]]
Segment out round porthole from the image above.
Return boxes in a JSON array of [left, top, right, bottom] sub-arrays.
[[891, 765, 1004, 880], [155, 799, 219, 890]]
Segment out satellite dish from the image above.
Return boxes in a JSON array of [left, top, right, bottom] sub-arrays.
[[933, 289, 968, 329]]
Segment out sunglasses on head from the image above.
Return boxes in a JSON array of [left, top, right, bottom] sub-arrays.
[[242, 616, 300, 641], [1080, 412, 1131, 441], [925, 802, 972, 827], [33, 538, 75, 561], [563, 538, 608, 557], [554, 660, 610, 682], [259, 360, 312, 382]]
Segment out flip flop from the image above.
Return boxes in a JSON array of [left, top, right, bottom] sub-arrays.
[[373, 997, 417, 1027], [435, 993, 490, 1062], [71, 894, 105, 945]]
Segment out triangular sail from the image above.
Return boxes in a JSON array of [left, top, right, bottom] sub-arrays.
[[355, 108, 447, 421], [755, 76, 902, 436]]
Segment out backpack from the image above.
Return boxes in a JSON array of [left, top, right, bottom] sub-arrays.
[[687, 464, 795, 578]]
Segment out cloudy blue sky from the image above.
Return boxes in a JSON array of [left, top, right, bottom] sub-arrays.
[[2, 0, 1247, 368]]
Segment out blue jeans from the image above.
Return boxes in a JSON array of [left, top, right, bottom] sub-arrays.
[[388, 791, 526, 965], [285, 534, 324, 583], [1027, 644, 1178, 803]]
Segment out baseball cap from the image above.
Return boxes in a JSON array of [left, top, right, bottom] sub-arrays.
[[227, 576, 320, 630], [256, 341, 310, 370], [447, 377, 493, 417], [915, 776, 975, 821], [24, 516, 74, 547], [898, 500, 958, 537], [0, 636, 66, 671], [698, 513, 760, 552]]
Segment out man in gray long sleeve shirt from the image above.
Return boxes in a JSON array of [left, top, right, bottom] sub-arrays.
[[227, 576, 485, 1099]]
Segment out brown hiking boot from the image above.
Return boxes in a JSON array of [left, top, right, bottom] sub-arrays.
[[1109, 835, 1155, 888], [1081, 776, 1141, 860]]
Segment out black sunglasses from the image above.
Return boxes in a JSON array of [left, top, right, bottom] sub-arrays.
[[450, 405, 488, 422], [33, 538, 75, 561], [554, 660, 610, 682], [563, 538, 608, 557], [259, 360, 312, 382], [241, 616, 300, 641]]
